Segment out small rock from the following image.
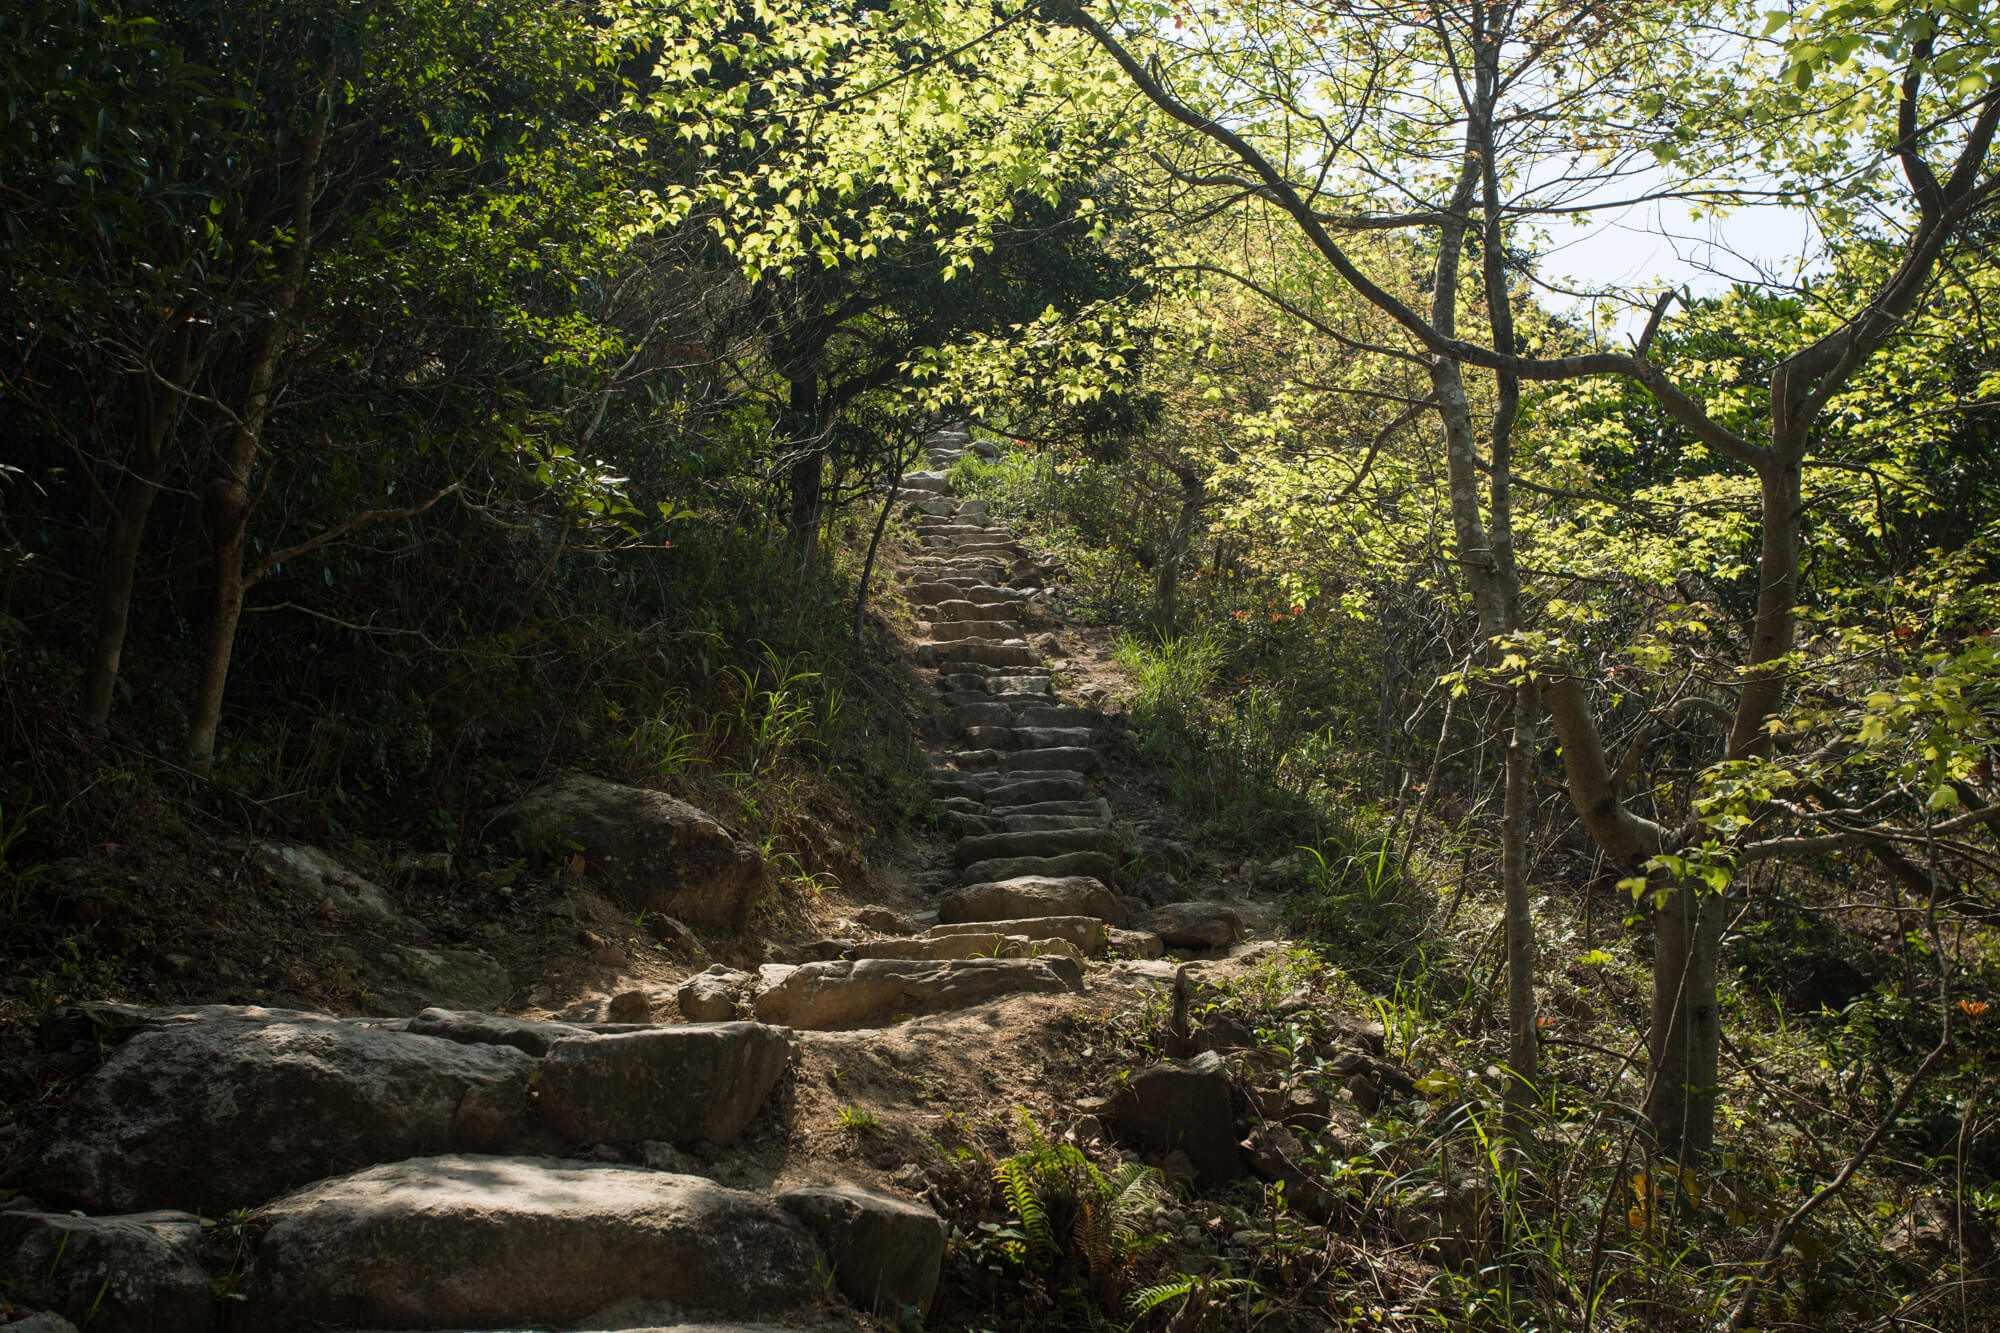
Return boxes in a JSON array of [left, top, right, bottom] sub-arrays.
[[396, 852, 456, 885], [1068, 1115, 1106, 1144], [591, 945, 627, 969], [1161, 1151, 1198, 1188], [6, 1316, 80, 1333], [246, 842, 409, 926], [854, 906, 918, 935], [1112, 1050, 1242, 1187], [1106, 928, 1165, 959], [1197, 885, 1228, 902], [1343, 1073, 1382, 1114], [677, 971, 743, 1022], [1194, 1013, 1257, 1052], [1284, 1086, 1333, 1129], [1142, 902, 1242, 950], [638, 1140, 695, 1172], [643, 914, 704, 958], [607, 991, 652, 1023], [159, 953, 198, 980], [384, 944, 512, 1011]]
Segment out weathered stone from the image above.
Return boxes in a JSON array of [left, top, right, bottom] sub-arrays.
[[853, 905, 917, 934], [916, 641, 1038, 669], [1105, 928, 1165, 959], [1012, 705, 1100, 728], [490, 773, 764, 933], [239, 1156, 818, 1331], [396, 851, 458, 885], [408, 1007, 590, 1057], [954, 827, 1122, 868], [608, 991, 653, 1023], [939, 875, 1125, 927], [677, 967, 748, 1022], [996, 746, 1098, 773], [0, 1209, 210, 1333], [925, 916, 1105, 953], [1240, 1126, 1333, 1221], [536, 1024, 794, 1147], [5, 1316, 79, 1333], [248, 841, 408, 925], [384, 944, 512, 1010], [1112, 1051, 1242, 1187], [1009, 727, 1094, 749], [778, 1184, 946, 1317], [1193, 1012, 1258, 1052], [928, 619, 1022, 642], [1000, 814, 1109, 835], [959, 850, 1121, 888], [949, 701, 1016, 730], [1141, 902, 1243, 950], [752, 958, 1081, 1030], [14, 1008, 538, 1214]]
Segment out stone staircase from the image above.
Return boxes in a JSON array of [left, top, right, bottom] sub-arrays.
[[0, 424, 1248, 1333]]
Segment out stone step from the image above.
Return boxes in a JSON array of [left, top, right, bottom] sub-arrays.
[[949, 746, 1097, 774], [239, 1155, 820, 1330], [960, 849, 1121, 887], [13, 1006, 795, 1216], [830, 933, 1084, 965], [1009, 726, 1095, 749], [915, 523, 992, 537], [953, 827, 1123, 868], [752, 957, 1082, 1029], [988, 798, 1112, 820], [1012, 705, 1101, 728], [927, 773, 1093, 804], [999, 813, 1111, 833], [924, 917, 1107, 953], [897, 474, 950, 495], [938, 875, 1125, 927], [915, 642, 1038, 669], [927, 619, 1025, 642], [907, 497, 958, 517], [932, 599, 1022, 624]]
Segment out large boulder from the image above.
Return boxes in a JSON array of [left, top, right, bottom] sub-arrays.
[[534, 1024, 795, 1147], [12, 1007, 538, 1214], [939, 875, 1125, 927], [1112, 1051, 1242, 1187], [490, 773, 764, 933], [778, 1184, 946, 1318], [752, 958, 1081, 1030], [238, 1155, 818, 1331], [0, 1209, 211, 1333]]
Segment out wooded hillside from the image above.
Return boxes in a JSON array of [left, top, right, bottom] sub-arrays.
[[3, 2, 1999, 1330]]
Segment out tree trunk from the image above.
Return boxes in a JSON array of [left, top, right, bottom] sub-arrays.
[[84, 336, 198, 728], [186, 86, 331, 767], [1501, 677, 1541, 1138], [1151, 460, 1203, 635], [1646, 875, 1726, 1159], [84, 445, 172, 727], [785, 376, 823, 568]]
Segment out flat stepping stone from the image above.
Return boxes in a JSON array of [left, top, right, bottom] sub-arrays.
[[916, 642, 1038, 669], [933, 600, 1021, 623], [925, 916, 1107, 953], [961, 850, 1121, 887], [833, 933, 1083, 964], [1000, 813, 1112, 833], [239, 1155, 818, 1330], [927, 772, 1092, 803], [1012, 705, 1101, 728], [989, 798, 1112, 819], [939, 875, 1125, 926], [948, 702, 1016, 730], [751, 958, 1082, 1029], [927, 619, 1024, 641], [1010, 726, 1094, 748], [778, 1184, 946, 1318], [996, 746, 1099, 773], [954, 827, 1123, 868]]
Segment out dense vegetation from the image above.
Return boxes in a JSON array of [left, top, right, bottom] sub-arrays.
[[5, 0, 2000, 1329]]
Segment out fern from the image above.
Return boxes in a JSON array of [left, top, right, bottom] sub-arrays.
[[1128, 1275, 1260, 1315]]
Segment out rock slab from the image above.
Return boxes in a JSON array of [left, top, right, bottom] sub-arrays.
[[0, 1209, 211, 1333], [778, 1184, 946, 1317], [239, 1155, 818, 1331], [1113, 1050, 1242, 1187], [753, 957, 1082, 1029], [535, 1023, 794, 1147], [14, 1008, 537, 1215]]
